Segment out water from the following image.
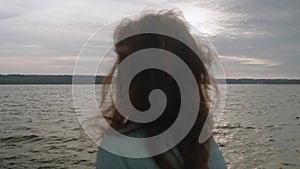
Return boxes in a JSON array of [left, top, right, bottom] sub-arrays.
[[215, 85, 299, 169], [0, 85, 299, 169]]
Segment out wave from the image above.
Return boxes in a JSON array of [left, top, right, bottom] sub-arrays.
[[0, 134, 43, 143]]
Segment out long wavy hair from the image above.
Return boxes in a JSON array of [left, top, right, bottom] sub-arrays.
[[99, 9, 214, 169]]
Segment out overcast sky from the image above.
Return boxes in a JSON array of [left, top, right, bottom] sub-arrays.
[[0, 0, 299, 78]]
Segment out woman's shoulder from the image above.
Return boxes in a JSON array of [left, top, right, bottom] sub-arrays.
[[208, 139, 227, 169], [96, 131, 226, 169], [96, 127, 160, 169], [96, 147, 159, 169]]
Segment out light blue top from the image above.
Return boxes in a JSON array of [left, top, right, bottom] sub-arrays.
[[96, 132, 227, 169]]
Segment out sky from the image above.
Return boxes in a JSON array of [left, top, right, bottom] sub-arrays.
[[0, 0, 299, 78]]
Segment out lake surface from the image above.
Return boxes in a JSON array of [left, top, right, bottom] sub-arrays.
[[0, 85, 299, 169]]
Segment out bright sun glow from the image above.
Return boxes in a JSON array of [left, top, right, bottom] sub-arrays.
[[179, 4, 222, 36]]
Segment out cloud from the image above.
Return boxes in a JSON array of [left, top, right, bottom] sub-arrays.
[[219, 55, 280, 67], [0, 55, 116, 75], [0, 0, 299, 78]]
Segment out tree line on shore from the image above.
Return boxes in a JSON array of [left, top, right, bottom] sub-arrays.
[[0, 74, 299, 84], [0, 75, 104, 84]]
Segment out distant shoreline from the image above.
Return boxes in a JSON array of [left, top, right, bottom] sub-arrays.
[[0, 74, 299, 84]]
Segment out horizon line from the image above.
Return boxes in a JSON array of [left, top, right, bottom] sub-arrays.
[[0, 74, 299, 80]]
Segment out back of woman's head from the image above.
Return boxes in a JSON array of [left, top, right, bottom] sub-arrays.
[[101, 9, 213, 169]]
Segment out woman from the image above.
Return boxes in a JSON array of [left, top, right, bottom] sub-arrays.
[[96, 9, 226, 169]]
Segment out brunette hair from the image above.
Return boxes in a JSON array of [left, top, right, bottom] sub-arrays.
[[100, 9, 214, 169]]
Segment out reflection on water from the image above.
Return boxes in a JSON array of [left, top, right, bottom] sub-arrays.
[[0, 85, 299, 168]]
